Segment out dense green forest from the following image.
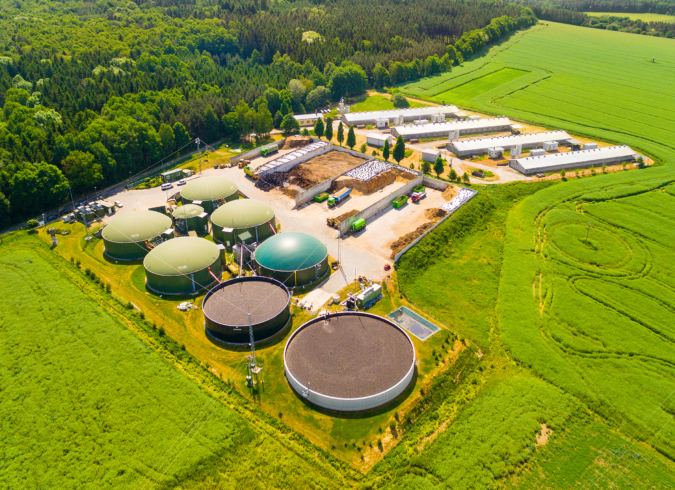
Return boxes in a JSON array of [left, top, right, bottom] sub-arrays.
[[0, 0, 536, 227]]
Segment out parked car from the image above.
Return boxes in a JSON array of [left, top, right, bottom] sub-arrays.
[[161, 183, 173, 191], [177, 179, 186, 186], [114, 201, 123, 208]]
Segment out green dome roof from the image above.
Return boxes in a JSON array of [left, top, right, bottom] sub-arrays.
[[172, 204, 204, 219], [254, 232, 327, 272], [211, 199, 275, 229], [144, 237, 220, 276], [102, 211, 172, 244], [180, 176, 238, 202]]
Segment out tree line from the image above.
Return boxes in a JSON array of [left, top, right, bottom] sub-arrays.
[[0, 0, 536, 228]]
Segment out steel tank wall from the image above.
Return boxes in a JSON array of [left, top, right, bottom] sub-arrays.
[[145, 257, 222, 295], [174, 215, 209, 233], [257, 256, 329, 287], [104, 239, 151, 261], [182, 193, 238, 214], [212, 217, 277, 249]]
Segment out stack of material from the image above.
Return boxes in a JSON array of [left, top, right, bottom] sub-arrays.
[[440, 188, 476, 214], [345, 160, 418, 181], [255, 172, 289, 191]]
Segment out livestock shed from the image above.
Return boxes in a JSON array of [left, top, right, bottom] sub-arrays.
[[284, 311, 416, 412], [180, 176, 239, 213], [342, 105, 460, 127], [422, 148, 441, 162], [253, 231, 329, 288], [172, 204, 208, 234], [143, 237, 222, 295], [294, 113, 323, 127], [210, 198, 276, 249], [448, 130, 572, 157], [392, 117, 513, 141], [203, 276, 291, 344], [509, 146, 638, 175], [366, 133, 393, 148], [102, 211, 173, 261]]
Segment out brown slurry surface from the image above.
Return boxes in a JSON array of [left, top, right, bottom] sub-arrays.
[[203, 280, 289, 327], [285, 314, 414, 398], [390, 222, 434, 259], [280, 135, 312, 149], [425, 208, 448, 222], [287, 151, 367, 189], [442, 185, 459, 201]]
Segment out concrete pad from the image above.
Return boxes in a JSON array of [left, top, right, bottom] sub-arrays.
[[299, 288, 334, 313]]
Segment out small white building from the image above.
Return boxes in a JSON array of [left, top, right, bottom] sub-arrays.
[[583, 142, 598, 150], [375, 118, 389, 129], [488, 147, 504, 158], [366, 133, 394, 148], [543, 141, 559, 152], [422, 149, 441, 162], [294, 113, 324, 127], [530, 149, 546, 157]]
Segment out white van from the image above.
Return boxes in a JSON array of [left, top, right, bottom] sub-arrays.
[[161, 183, 173, 191]]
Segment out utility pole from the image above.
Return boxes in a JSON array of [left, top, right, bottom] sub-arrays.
[[68, 180, 89, 238], [196, 138, 201, 174]]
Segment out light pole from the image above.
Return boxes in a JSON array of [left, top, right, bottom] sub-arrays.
[[67, 179, 89, 238]]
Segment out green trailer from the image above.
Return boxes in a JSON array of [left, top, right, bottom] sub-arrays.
[[393, 195, 408, 209], [413, 185, 426, 193], [350, 218, 366, 232], [314, 192, 329, 203]]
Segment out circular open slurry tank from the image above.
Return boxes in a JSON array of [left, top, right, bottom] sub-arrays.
[[284, 312, 416, 412], [203, 276, 291, 344]]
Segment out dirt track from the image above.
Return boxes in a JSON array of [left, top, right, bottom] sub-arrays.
[[288, 151, 367, 189]]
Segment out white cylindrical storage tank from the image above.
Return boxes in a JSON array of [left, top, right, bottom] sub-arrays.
[[284, 312, 416, 412]]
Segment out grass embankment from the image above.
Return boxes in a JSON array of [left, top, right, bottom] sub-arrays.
[[499, 169, 675, 463], [400, 22, 675, 166], [36, 223, 463, 467], [0, 233, 350, 489]]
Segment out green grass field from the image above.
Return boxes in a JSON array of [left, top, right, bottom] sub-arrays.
[[585, 11, 675, 22], [400, 22, 675, 165], [350, 94, 426, 112], [0, 234, 347, 489]]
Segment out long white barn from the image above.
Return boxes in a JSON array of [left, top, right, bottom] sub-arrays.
[[449, 130, 572, 157], [342, 105, 460, 127], [509, 146, 638, 175], [391, 117, 513, 141]]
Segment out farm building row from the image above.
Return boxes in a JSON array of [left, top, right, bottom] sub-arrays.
[[391, 117, 514, 141], [343, 105, 461, 127], [448, 130, 573, 157], [509, 146, 639, 175]]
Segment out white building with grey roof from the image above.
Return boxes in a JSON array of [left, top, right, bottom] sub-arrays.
[[448, 130, 573, 157], [391, 117, 513, 141], [509, 146, 638, 175], [342, 105, 460, 127]]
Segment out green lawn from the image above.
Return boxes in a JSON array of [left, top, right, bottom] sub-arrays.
[[0, 233, 345, 489], [400, 22, 675, 166], [585, 11, 675, 22], [350, 94, 426, 113]]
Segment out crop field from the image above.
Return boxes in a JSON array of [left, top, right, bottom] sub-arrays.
[[499, 168, 675, 465], [0, 234, 346, 489], [585, 11, 675, 22], [349, 94, 426, 112], [400, 22, 675, 165]]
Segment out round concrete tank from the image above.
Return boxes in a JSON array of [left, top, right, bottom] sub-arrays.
[[210, 198, 276, 249], [284, 312, 416, 412], [253, 231, 329, 288], [102, 211, 173, 261], [180, 176, 238, 213], [202, 276, 291, 345], [143, 237, 221, 295], [172, 204, 208, 234]]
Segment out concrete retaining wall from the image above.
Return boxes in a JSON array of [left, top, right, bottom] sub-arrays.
[[257, 144, 333, 178], [338, 175, 424, 235], [393, 187, 477, 262], [229, 139, 287, 164], [422, 175, 450, 191]]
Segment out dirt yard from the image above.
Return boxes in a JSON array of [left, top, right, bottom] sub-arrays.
[[332, 169, 415, 195], [287, 151, 367, 189]]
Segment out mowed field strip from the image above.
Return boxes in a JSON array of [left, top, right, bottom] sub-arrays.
[[400, 22, 675, 164]]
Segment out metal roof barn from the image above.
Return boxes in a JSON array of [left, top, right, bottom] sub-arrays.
[[143, 236, 222, 295], [180, 176, 239, 213], [366, 133, 393, 148], [342, 105, 460, 126], [172, 204, 208, 234], [210, 198, 276, 249], [284, 312, 416, 412], [509, 146, 638, 175], [448, 130, 572, 157], [203, 276, 291, 344], [253, 231, 329, 288], [102, 211, 173, 260], [392, 117, 512, 141]]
